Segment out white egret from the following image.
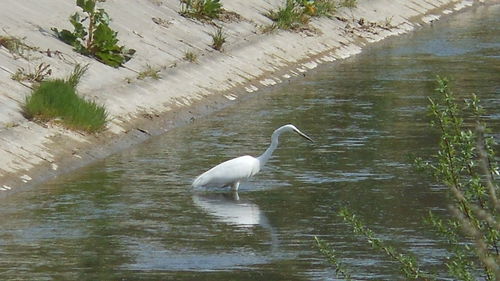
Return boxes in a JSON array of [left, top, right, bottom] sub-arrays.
[[192, 124, 313, 191]]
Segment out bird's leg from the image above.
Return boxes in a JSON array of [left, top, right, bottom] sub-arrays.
[[231, 191, 240, 201], [231, 181, 240, 191]]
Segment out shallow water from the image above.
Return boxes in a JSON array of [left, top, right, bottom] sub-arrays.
[[1, 4, 499, 280]]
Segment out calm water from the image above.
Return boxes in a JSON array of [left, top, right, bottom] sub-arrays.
[[1, 4, 499, 280]]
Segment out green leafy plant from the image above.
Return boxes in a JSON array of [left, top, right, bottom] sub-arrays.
[[314, 236, 353, 280], [180, 0, 222, 20], [316, 206, 434, 280], [415, 77, 500, 279], [316, 77, 500, 280], [52, 0, 135, 67], [210, 26, 226, 51], [24, 65, 107, 133]]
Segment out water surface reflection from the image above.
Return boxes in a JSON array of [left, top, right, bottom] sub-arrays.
[[193, 192, 264, 227], [0, 4, 499, 281]]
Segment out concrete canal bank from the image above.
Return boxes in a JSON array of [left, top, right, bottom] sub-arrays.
[[0, 0, 483, 193]]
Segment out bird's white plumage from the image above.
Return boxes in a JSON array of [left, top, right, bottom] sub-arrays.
[[192, 124, 313, 191], [193, 155, 260, 188]]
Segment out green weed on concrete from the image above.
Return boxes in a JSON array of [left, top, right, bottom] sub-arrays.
[[180, 0, 222, 20], [52, 0, 135, 68], [24, 79, 107, 133], [210, 26, 227, 51], [266, 0, 307, 30], [0, 35, 38, 59], [266, 0, 350, 31]]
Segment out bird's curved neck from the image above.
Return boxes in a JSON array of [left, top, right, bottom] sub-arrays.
[[257, 131, 280, 166]]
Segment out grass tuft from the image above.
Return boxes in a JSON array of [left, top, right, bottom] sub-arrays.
[[266, 0, 306, 30], [137, 64, 161, 80], [210, 26, 227, 51], [184, 50, 198, 62], [180, 0, 222, 20], [0, 35, 38, 59], [66, 63, 89, 88], [11, 63, 52, 83], [314, 0, 337, 17], [266, 0, 339, 31], [24, 79, 107, 133]]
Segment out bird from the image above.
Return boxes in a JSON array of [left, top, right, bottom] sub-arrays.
[[192, 124, 313, 191]]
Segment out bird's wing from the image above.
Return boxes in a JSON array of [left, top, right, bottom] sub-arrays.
[[193, 155, 260, 188]]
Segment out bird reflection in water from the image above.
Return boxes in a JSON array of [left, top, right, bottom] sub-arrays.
[[192, 191, 280, 253], [124, 192, 282, 272], [192, 192, 264, 228]]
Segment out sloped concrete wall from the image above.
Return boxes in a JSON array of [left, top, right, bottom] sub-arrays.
[[0, 0, 479, 192]]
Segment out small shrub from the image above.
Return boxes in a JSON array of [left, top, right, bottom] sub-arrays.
[[316, 78, 500, 280], [183, 50, 198, 62], [323, 207, 433, 280], [11, 63, 52, 83], [0, 35, 38, 59], [137, 64, 161, 80], [266, 0, 336, 31], [416, 77, 500, 280], [314, 236, 353, 280], [52, 0, 135, 67], [24, 68, 107, 133], [266, 0, 305, 30], [210, 27, 226, 51], [180, 0, 222, 20]]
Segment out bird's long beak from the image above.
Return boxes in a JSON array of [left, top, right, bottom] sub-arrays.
[[294, 129, 314, 142]]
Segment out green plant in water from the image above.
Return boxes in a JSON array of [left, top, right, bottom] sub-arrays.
[[416, 76, 500, 280], [210, 26, 226, 51], [24, 65, 107, 133], [316, 77, 500, 280], [337, 207, 433, 280], [52, 0, 135, 67], [314, 236, 353, 280], [180, 0, 222, 20]]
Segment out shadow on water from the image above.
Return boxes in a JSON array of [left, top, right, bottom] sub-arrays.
[[0, 3, 499, 281]]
